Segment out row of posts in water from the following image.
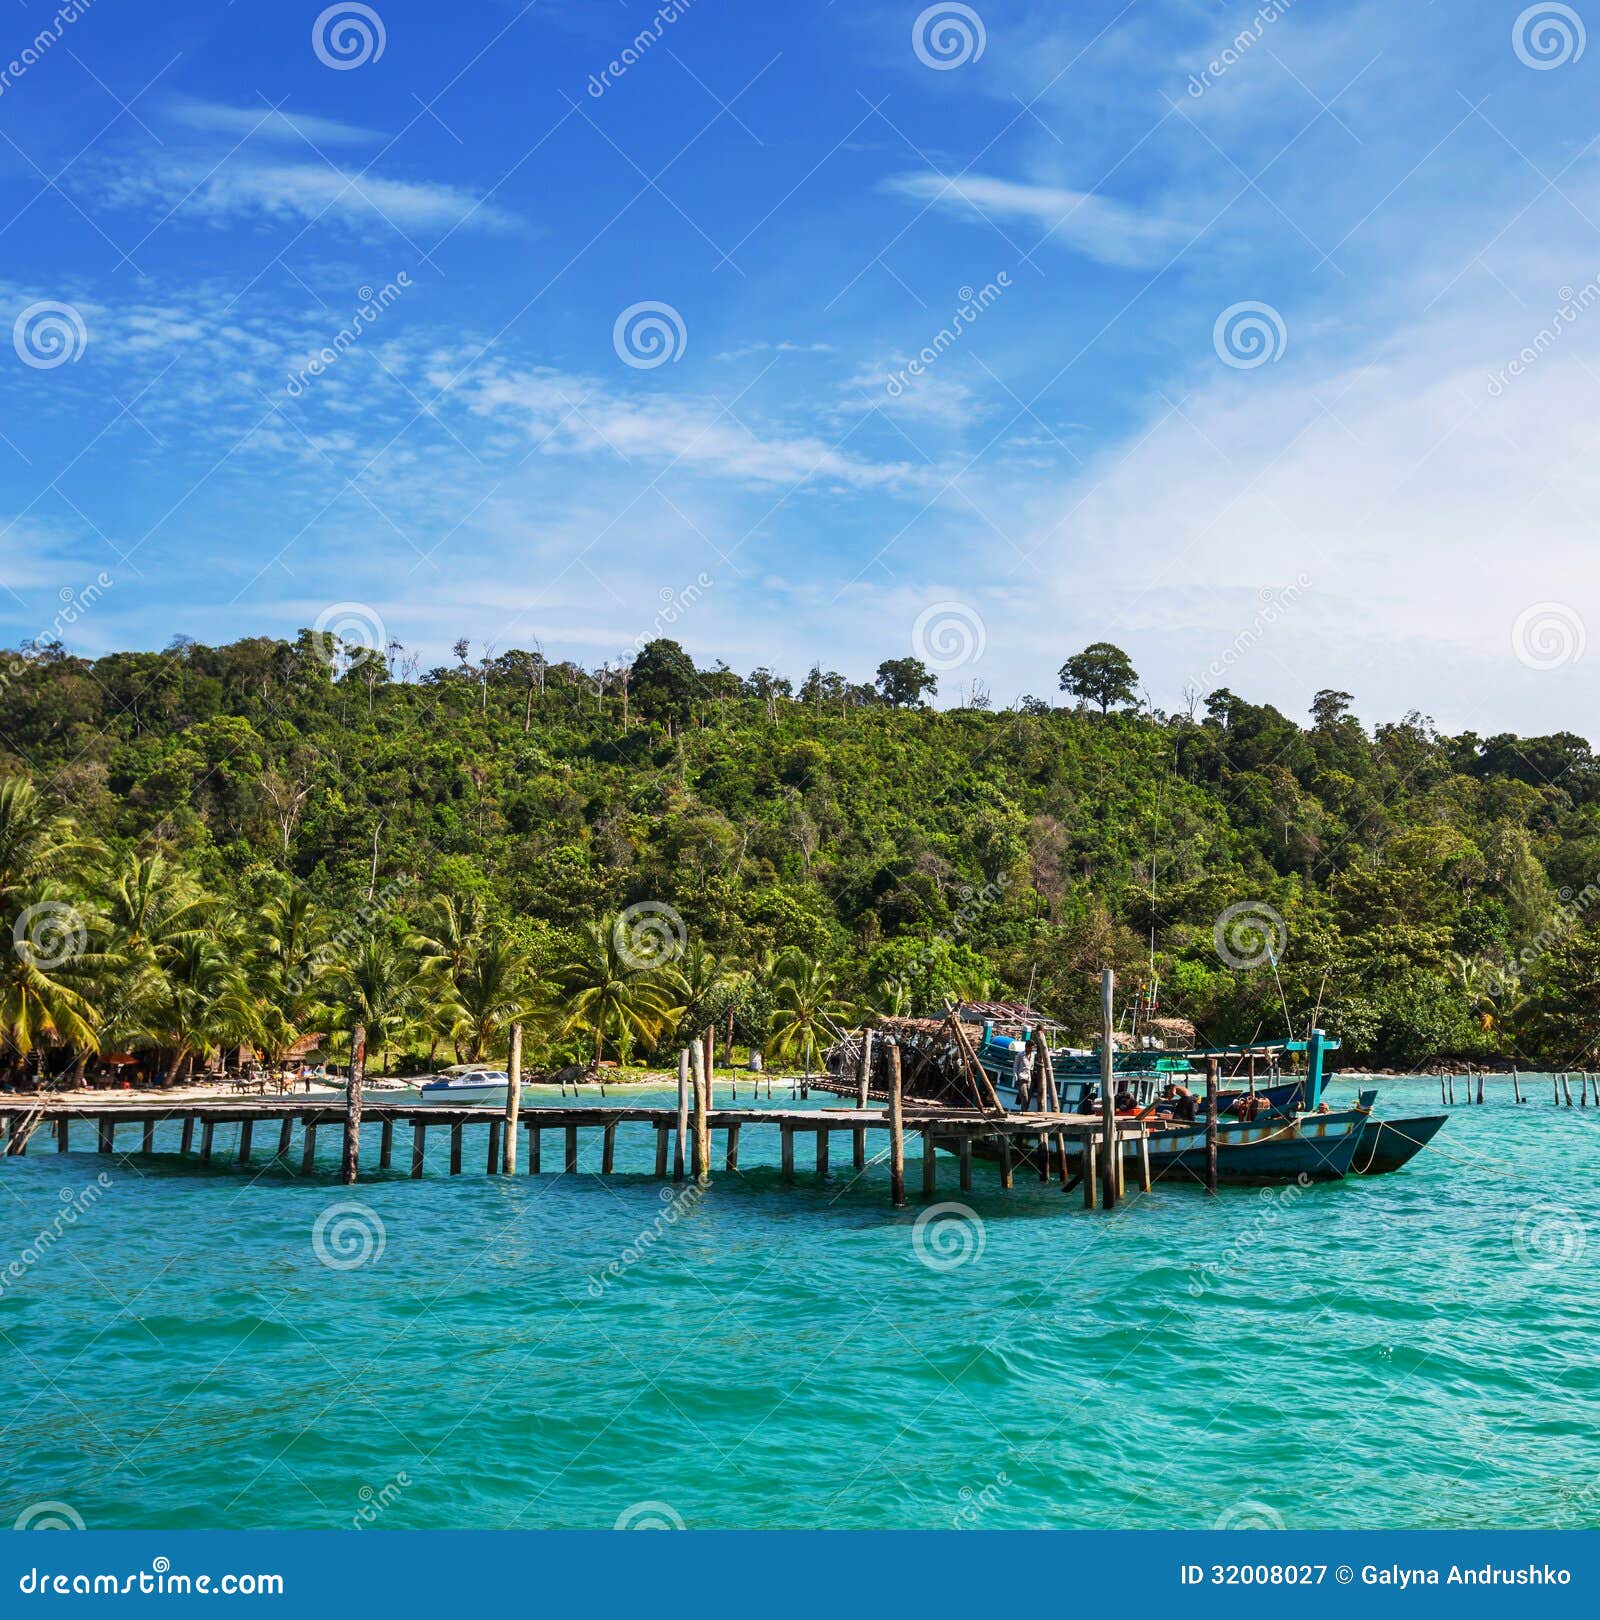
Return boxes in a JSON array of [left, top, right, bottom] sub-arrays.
[[1441, 1070, 1596, 1105]]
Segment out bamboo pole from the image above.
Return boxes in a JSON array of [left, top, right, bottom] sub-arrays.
[[690, 1038, 710, 1183], [674, 1049, 688, 1181], [502, 1021, 523, 1174], [341, 1020, 365, 1186], [1204, 1056, 1219, 1196], [888, 1043, 905, 1209], [1100, 969, 1118, 1209]]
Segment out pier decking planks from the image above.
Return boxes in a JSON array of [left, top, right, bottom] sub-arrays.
[[0, 1096, 1147, 1208]]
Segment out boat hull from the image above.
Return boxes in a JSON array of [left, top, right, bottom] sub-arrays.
[[419, 1082, 508, 1107], [1143, 1112, 1363, 1184], [1349, 1113, 1448, 1174]]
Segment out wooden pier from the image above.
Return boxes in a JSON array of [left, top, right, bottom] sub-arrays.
[[0, 1096, 1149, 1209]]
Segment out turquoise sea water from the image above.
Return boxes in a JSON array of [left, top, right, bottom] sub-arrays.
[[2, 1078, 1596, 1531]]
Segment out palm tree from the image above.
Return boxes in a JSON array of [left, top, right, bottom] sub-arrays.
[[554, 918, 682, 1066], [327, 935, 428, 1071], [0, 780, 99, 1082], [253, 878, 330, 1060], [767, 950, 855, 1077], [141, 934, 257, 1083], [452, 933, 539, 1061]]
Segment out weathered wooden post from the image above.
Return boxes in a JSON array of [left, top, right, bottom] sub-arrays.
[[690, 1038, 710, 1183], [379, 1118, 393, 1169], [275, 1116, 291, 1158], [1138, 1125, 1152, 1194], [1099, 968, 1118, 1210], [487, 1118, 502, 1174], [503, 1021, 523, 1174], [237, 1120, 253, 1165], [1204, 1056, 1220, 1196], [341, 1021, 366, 1186], [674, 1049, 689, 1181], [1476, 1070, 1485, 1106], [1447, 1074, 1455, 1105], [1563, 1073, 1574, 1107], [848, 1030, 874, 1108], [411, 1122, 426, 1178], [142, 1119, 155, 1156], [923, 1128, 937, 1196], [1553, 1073, 1560, 1105], [888, 1042, 905, 1209], [1512, 1068, 1522, 1104]]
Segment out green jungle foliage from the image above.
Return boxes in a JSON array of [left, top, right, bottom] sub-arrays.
[[3, 630, 1597, 1079]]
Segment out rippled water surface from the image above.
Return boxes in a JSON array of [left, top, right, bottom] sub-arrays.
[[2, 1078, 1596, 1530]]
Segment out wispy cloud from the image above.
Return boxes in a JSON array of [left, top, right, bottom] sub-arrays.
[[882, 171, 1189, 269], [164, 96, 382, 149], [100, 159, 520, 236]]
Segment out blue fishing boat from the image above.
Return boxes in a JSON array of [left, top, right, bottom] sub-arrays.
[[1349, 1110, 1449, 1174]]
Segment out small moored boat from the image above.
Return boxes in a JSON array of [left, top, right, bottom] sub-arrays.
[[418, 1067, 509, 1107]]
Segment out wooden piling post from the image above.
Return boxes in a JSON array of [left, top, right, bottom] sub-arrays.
[[888, 1043, 905, 1209], [602, 1121, 617, 1174], [1057, 1132, 1071, 1191], [1100, 969, 1119, 1210], [202, 1121, 216, 1164], [503, 1021, 523, 1174], [781, 1125, 794, 1178], [998, 1133, 1014, 1190], [449, 1122, 463, 1175], [848, 1023, 874, 1114], [1562, 1073, 1573, 1107], [142, 1119, 155, 1156], [487, 1118, 502, 1174], [528, 1126, 541, 1174], [1554, 1074, 1560, 1104], [238, 1120, 253, 1166], [674, 1049, 689, 1182], [379, 1118, 394, 1169], [1038, 1128, 1050, 1184], [1447, 1074, 1455, 1105], [341, 1019, 365, 1187], [1083, 1136, 1098, 1209], [1439, 1075, 1447, 1104], [98, 1117, 113, 1155], [691, 1039, 710, 1183], [56, 1118, 68, 1152], [411, 1122, 426, 1178], [299, 1122, 314, 1175], [958, 1136, 973, 1192], [1512, 1068, 1523, 1104], [1138, 1127, 1152, 1194], [923, 1130, 937, 1197], [1204, 1057, 1219, 1197], [655, 1124, 669, 1176], [725, 1122, 740, 1172], [1476, 1070, 1485, 1105], [815, 1128, 829, 1175], [277, 1116, 292, 1158], [565, 1125, 579, 1173]]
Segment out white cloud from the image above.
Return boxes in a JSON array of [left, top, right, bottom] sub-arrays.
[[882, 171, 1189, 268], [165, 96, 382, 149], [101, 158, 519, 236]]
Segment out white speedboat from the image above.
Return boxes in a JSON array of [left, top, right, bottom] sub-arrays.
[[418, 1067, 509, 1107]]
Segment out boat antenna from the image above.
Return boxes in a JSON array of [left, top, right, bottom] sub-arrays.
[[1268, 945, 1294, 1040], [1307, 967, 1329, 1039]]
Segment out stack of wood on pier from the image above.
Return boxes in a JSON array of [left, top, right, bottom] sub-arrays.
[[823, 1012, 1004, 1112]]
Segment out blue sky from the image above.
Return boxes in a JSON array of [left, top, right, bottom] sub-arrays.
[[2, 0, 1599, 735]]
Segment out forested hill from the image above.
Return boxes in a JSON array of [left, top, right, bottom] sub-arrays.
[[6, 630, 1600, 1070]]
